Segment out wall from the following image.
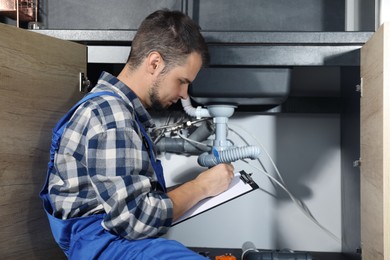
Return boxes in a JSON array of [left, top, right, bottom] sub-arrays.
[[345, 0, 376, 31]]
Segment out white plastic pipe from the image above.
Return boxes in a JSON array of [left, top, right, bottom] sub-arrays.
[[181, 98, 211, 119]]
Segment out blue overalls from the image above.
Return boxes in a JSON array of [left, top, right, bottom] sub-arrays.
[[40, 91, 205, 259]]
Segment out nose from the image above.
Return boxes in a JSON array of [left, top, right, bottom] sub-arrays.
[[179, 84, 189, 100]]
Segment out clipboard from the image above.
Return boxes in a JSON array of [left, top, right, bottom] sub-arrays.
[[172, 170, 259, 225]]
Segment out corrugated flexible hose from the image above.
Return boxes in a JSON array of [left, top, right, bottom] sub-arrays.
[[198, 145, 261, 167]]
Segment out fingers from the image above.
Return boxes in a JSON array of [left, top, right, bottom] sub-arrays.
[[216, 163, 235, 186], [225, 163, 234, 172], [219, 163, 235, 177], [216, 162, 234, 171], [224, 164, 234, 181]]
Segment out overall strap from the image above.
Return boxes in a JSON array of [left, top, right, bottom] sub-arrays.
[[134, 114, 167, 192]]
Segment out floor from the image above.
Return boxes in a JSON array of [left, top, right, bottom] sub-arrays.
[[189, 247, 361, 260]]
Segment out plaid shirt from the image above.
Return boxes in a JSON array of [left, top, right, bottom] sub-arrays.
[[48, 72, 173, 240]]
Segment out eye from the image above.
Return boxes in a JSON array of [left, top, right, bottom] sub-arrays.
[[178, 78, 192, 87]]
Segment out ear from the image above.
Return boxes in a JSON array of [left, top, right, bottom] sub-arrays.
[[146, 51, 164, 75]]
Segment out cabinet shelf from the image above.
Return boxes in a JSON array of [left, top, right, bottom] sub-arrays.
[[33, 30, 373, 66]]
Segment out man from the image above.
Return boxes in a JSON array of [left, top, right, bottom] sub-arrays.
[[40, 9, 234, 259]]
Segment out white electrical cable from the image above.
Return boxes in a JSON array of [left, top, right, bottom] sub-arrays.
[[177, 131, 213, 149], [229, 126, 286, 186], [229, 124, 341, 244], [241, 160, 341, 244]]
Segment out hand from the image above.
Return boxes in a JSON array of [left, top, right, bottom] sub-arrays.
[[195, 163, 235, 198], [167, 163, 234, 221]]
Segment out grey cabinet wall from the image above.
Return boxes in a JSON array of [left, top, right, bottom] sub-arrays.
[[41, 0, 347, 31]]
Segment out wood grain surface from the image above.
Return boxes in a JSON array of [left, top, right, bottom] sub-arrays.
[[360, 22, 390, 260], [0, 23, 86, 259]]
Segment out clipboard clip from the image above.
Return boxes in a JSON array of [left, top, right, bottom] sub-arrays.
[[239, 170, 254, 185]]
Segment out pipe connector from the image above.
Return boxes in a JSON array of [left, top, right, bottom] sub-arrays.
[[198, 145, 261, 167], [181, 98, 211, 119]]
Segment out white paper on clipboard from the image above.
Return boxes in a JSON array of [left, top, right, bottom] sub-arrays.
[[172, 170, 259, 225]]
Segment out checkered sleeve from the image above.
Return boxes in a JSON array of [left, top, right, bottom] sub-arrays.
[[87, 125, 173, 239]]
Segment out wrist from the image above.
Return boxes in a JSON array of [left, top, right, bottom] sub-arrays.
[[191, 177, 210, 199]]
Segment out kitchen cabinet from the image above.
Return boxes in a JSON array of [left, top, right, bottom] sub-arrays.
[[0, 15, 389, 259], [0, 23, 85, 259], [360, 22, 390, 260]]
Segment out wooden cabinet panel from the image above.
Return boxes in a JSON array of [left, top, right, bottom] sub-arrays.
[[0, 23, 86, 259], [360, 22, 390, 260]]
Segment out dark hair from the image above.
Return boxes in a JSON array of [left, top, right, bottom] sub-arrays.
[[127, 9, 209, 72]]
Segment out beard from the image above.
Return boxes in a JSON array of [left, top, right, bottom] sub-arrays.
[[149, 77, 166, 111]]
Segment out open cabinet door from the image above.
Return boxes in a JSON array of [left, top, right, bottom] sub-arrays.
[[0, 23, 86, 259], [360, 22, 390, 260]]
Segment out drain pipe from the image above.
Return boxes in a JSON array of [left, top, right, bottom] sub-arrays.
[[155, 120, 214, 155], [181, 98, 261, 167]]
